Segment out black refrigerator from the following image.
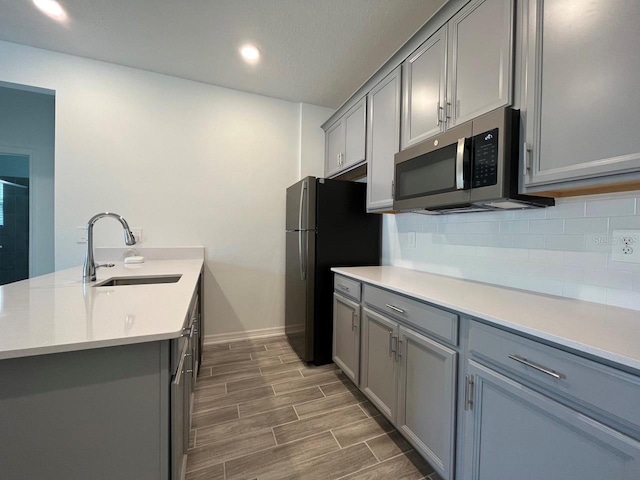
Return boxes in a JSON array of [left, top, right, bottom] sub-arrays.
[[285, 177, 381, 365]]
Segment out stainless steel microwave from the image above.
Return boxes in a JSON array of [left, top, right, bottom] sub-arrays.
[[393, 108, 553, 213]]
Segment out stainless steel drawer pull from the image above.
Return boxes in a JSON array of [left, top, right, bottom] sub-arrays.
[[508, 354, 562, 380], [385, 304, 405, 314], [338, 285, 350, 292]]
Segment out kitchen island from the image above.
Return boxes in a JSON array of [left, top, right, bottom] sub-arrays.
[[0, 254, 204, 480]]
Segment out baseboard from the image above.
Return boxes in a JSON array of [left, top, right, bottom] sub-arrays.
[[204, 326, 286, 345]]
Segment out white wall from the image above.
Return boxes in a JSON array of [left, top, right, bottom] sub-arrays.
[[0, 86, 55, 277], [0, 40, 307, 338], [299, 103, 334, 179], [385, 191, 640, 310]]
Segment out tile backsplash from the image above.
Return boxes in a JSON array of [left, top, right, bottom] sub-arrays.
[[382, 191, 640, 310]]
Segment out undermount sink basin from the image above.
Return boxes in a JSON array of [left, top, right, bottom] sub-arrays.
[[94, 275, 182, 287]]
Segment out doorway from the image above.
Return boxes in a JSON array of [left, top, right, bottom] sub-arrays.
[[0, 154, 30, 285]]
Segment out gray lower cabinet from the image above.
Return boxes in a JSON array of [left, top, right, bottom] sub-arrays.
[[460, 360, 640, 480], [360, 307, 399, 420], [332, 292, 361, 384], [522, 0, 640, 191], [397, 325, 458, 480]]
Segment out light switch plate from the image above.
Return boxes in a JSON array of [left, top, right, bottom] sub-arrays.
[[611, 230, 640, 263]]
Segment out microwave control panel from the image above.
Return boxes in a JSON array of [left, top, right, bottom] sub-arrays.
[[472, 128, 499, 188]]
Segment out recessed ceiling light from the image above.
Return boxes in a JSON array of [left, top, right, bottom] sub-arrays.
[[240, 44, 261, 64], [33, 0, 67, 20]]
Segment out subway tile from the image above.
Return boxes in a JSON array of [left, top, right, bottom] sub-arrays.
[[544, 235, 585, 251], [564, 217, 609, 234], [473, 221, 500, 233], [562, 283, 607, 303], [563, 251, 607, 268], [529, 219, 564, 234], [545, 201, 586, 219], [499, 221, 529, 234], [513, 208, 547, 220], [513, 234, 545, 249], [586, 197, 636, 217], [609, 215, 640, 230], [606, 288, 640, 310]]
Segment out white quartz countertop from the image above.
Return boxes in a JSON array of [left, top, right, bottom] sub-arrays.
[[0, 259, 203, 360], [332, 266, 640, 372]]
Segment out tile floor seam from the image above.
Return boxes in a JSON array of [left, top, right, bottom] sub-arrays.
[[329, 429, 342, 450]]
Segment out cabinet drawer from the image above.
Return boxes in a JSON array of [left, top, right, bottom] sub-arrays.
[[468, 320, 640, 433], [363, 284, 458, 345], [334, 274, 361, 302]]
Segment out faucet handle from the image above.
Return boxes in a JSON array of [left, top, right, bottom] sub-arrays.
[[96, 263, 115, 269]]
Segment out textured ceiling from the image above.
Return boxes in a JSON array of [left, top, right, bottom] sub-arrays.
[[0, 0, 446, 108]]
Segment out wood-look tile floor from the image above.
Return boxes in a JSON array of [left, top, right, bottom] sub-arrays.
[[187, 336, 443, 480]]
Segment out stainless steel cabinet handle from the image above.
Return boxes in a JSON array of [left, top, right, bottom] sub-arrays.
[[397, 339, 403, 359], [446, 101, 452, 120], [464, 374, 474, 411], [391, 335, 398, 358], [351, 312, 358, 331], [523, 143, 532, 177], [508, 354, 562, 380], [338, 285, 350, 292], [436, 101, 443, 126], [385, 303, 405, 314], [388, 331, 393, 356], [456, 137, 466, 190]]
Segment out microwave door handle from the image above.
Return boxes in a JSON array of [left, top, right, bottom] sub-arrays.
[[456, 137, 466, 190]]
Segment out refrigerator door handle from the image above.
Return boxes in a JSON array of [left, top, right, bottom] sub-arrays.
[[298, 180, 307, 230], [298, 180, 308, 280], [300, 231, 307, 280]]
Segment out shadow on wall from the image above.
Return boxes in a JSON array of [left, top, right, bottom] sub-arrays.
[[203, 260, 286, 339]]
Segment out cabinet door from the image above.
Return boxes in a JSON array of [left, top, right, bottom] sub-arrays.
[[402, 26, 447, 149], [366, 67, 401, 212], [460, 361, 640, 480], [360, 307, 399, 421], [523, 0, 640, 187], [325, 119, 345, 177], [332, 293, 360, 384], [397, 326, 457, 480], [344, 97, 367, 169], [447, 0, 513, 128]]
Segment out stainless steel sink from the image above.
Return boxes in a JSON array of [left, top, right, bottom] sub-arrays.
[[94, 275, 182, 287]]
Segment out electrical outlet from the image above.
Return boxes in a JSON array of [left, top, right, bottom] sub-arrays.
[[76, 226, 87, 243], [611, 230, 640, 263], [407, 231, 416, 248]]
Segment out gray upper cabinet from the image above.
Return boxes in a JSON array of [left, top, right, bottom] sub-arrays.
[[402, 26, 447, 149], [324, 97, 366, 177], [360, 307, 399, 421], [366, 67, 402, 212], [447, 0, 513, 128], [460, 360, 640, 480], [333, 292, 361, 384], [397, 326, 457, 480], [522, 0, 640, 190], [325, 119, 346, 177], [402, 0, 514, 149]]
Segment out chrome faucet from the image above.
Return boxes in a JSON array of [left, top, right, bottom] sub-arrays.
[[83, 212, 136, 283]]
